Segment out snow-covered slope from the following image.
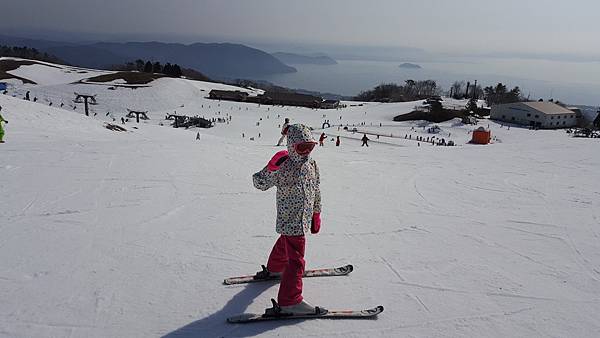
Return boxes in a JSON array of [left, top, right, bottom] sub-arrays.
[[1, 61, 600, 338], [2, 57, 112, 85], [3, 58, 264, 123]]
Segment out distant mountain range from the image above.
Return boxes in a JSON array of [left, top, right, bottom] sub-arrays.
[[0, 35, 296, 79], [272, 52, 337, 65]]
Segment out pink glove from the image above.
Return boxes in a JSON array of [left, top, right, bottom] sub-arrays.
[[267, 150, 289, 172], [311, 213, 321, 234]]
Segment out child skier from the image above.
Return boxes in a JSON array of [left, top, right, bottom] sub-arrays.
[[253, 124, 322, 315], [319, 132, 326, 146], [361, 134, 370, 147], [276, 118, 290, 146]]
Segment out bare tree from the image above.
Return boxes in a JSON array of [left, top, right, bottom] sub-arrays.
[[451, 81, 465, 99]]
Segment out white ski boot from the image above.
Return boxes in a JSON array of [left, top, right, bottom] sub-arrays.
[[264, 298, 327, 317], [280, 299, 319, 315]]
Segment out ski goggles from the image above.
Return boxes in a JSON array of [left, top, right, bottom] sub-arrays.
[[294, 141, 317, 155]]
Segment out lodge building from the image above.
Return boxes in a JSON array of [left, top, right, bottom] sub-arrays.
[[490, 102, 578, 129]]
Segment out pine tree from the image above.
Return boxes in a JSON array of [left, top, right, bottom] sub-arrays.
[[135, 59, 145, 72], [495, 83, 507, 97], [466, 97, 478, 114], [144, 61, 153, 73], [153, 61, 162, 74], [172, 64, 182, 77], [163, 63, 173, 76]]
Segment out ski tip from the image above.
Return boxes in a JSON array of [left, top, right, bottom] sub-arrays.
[[362, 305, 384, 316], [223, 278, 237, 285]]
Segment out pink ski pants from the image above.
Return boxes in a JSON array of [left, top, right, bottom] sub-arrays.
[[266, 235, 306, 306]]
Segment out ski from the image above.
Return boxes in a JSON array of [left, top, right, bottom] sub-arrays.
[[227, 303, 383, 323], [223, 264, 353, 285]]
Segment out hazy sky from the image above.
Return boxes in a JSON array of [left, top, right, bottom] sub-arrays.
[[2, 0, 599, 56]]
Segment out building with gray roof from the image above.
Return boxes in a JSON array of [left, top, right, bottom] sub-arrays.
[[490, 101, 578, 129]]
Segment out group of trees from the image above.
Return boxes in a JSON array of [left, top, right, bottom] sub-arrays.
[[356, 79, 523, 106], [483, 83, 524, 106], [460, 82, 524, 115], [0, 45, 64, 64], [112, 59, 211, 82], [355, 80, 441, 102], [115, 59, 183, 77], [355, 79, 525, 107]]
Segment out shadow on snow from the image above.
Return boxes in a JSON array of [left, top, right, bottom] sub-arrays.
[[162, 282, 306, 338]]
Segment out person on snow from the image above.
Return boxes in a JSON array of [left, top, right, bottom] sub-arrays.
[[361, 134, 370, 147], [0, 107, 7, 143], [335, 136, 340, 147], [319, 132, 326, 146], [276, 118, 290, 146], [253, 124, 322, 315]]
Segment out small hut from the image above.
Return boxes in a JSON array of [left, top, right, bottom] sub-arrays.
[[208, 90, 249, 102], [471, 127, 491, 144]]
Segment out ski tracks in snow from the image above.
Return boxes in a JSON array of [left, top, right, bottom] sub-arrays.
[[411, 175, 435, 212], [347, 231, 436, 314], [380, 256, 406, 282]]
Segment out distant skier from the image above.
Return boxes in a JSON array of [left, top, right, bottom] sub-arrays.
[[276, 118, 290, 146], [319, 132, 326, 146], [196, 132, 201, 140], [336, 136, 340, 147], [253, 124, 322, 315], [25, 91, 30, 101], [0, 107, 8, 143], [361, 134, 370, 147]]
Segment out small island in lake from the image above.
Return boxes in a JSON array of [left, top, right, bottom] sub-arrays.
[[399, 63, 422, 69], [272, 52, 338, 65]]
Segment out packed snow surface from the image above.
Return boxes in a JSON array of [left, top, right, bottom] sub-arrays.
[[1, 61, 599, 337]]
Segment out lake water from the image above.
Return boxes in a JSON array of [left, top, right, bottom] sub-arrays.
[[255, 58, 600, 106]]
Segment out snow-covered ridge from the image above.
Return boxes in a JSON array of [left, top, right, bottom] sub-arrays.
[[2, 57, 113, 85]]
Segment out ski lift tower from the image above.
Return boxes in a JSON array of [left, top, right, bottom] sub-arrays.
[[74, 92, 97, 116], [126, 109, 150, 123]]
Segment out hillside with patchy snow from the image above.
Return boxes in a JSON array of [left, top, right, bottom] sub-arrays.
[[1, 60, 599, 338]]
